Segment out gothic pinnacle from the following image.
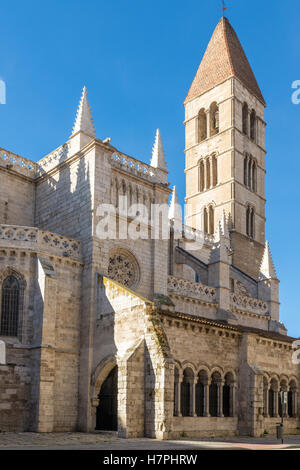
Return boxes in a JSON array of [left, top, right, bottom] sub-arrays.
[[72, 86, 96, 137], [259, 241, 278, 280], [168, 186, 182, 223], [150, 129, 167, 171]]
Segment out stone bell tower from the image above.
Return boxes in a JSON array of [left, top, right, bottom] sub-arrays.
[[184, 16, 267, 279]]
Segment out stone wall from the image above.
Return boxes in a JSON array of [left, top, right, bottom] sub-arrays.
[[0, 169, 35, 227], [171, 417, 238, 439], [35, 149, 94, 242], [231, 232, 265, 281], [0, 361, 31, 431], [0, 244, 82, 432], [160, 311, 300, 438]]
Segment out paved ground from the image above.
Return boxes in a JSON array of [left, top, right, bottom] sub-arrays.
[[0, 432, 300, 450]]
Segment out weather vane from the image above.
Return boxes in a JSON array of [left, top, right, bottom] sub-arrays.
[[222, 0, 227, 16]]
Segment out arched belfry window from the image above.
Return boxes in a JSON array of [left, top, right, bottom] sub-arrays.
[[244, 155, 249, 186], [246, 205, 255, 239], [204, 207, 208, 234], [203, 205, 214, 235], [250, 209, 255, 238], [198, 155, 218, 193], [0, 275, 21, 337], [206, 159, 211, 189], [252, 161, 257, 192], [209, 206, 214, 235], [250, 110, 256, 142], [248, 158, 252, 189], [242, 103, 248, 135], [173, 367, 179, 416], [212, 155, 218, 187], [246, 206, 250, 237], [244, 154, 257, 192], [198, 109, 207, 142], [198, 161, 205, 192], [210, 102, 219, 136]]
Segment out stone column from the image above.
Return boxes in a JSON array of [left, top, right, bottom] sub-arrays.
[[191, 378, 197, 417], [91, 397, 99, 431], [188, 379, 193, 417], [274, 391, 279, 418], [264, 388, 269, 417], [280, 391, 287, 418], [204, 380, 210, 417], [177, 373, 183, 417], [218, 381, 224, 417], [174, 376, 181, 417], [284, 400, 288, 418], [230, 385, 235, 417]]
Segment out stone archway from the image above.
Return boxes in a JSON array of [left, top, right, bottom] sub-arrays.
[[96, 365, 118, 431], [90, 356, 117, 432]]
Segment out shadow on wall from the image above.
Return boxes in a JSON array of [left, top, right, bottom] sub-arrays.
[[91, 275, 118, 432], [144, 342, 156, 438], [35, 152, 93, 245]]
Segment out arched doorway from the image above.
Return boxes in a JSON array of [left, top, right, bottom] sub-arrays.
[[96, 366, 118, 431]]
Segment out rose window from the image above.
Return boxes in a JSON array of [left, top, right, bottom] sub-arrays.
[[108, 251, 139, 288]]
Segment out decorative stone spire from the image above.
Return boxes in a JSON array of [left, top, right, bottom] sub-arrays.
[[259, 241, 278, 280], [150, 129, 167, 171], [168, 186, 182, 223], [72, 86, 96, 137]]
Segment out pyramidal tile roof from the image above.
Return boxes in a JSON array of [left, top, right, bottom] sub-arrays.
[[185, 17, 265, 105]]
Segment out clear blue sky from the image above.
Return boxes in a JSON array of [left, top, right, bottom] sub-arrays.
[[1, 0, 299, 336]]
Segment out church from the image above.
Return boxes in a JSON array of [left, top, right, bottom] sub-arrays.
[[0, 17, 299, 438]]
